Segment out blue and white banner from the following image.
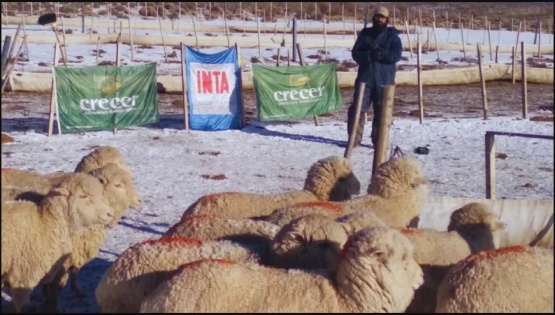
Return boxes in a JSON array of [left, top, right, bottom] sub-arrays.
[[185, 45, 242, 130]]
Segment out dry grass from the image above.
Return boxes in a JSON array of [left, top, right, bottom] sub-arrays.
[[6, 3, 553, 33]]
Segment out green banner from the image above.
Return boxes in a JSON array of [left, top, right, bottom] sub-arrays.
[[252, 63, 342, 122], [54, 63, 159, 133]]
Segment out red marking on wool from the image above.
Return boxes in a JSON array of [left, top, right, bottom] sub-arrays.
[[139, 236, 203, 248], [457, 246, 530, 272], [400, 228, 421, 235], [290, 201, 344, 213], [177, 258, 236, 272], [202, 192, 240, 202]]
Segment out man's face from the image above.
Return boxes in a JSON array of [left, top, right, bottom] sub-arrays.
[[374, 14, 387, 26]]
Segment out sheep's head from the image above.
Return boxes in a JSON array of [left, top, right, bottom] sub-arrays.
[[367, 156, 429, 200], [265, 201, 344, 228], [89, 163, 142, 227], [270, 214, 348, 271], [74, 146, 133, 176], [335, 210, 388, 235], [303, 156, 361, 202], [448, 202, 506, 250], [45, 173, 114, 237], [335, 227, 424, 313]]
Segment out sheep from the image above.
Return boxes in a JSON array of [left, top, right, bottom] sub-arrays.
[[401, 202, 507, 313], [1, 146, 132, 203], [139, 226, 424, 313], [41, 163, 142, 312], [1, 173, 114, 313], [337, 155, 429, 228], [262, 201, 346, 228], [95, 236, 261, 313], [180, 156, 361, 220], [269, 214, 349, 270], [163, 215, 280, 263], [435, 245, 554, 313]]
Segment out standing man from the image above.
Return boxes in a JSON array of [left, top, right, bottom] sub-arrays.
[[347, 6, 402, 147]]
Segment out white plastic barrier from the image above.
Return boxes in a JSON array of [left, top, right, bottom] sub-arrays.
[[8, 65, 553, 93], [420, 196, 554, 248]]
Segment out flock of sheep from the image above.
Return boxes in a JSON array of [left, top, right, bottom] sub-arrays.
[[1, 146, 553, 313]]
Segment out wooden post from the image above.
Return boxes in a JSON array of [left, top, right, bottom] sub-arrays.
[[224, 14, 230, 48], [0, 36, 26, 93], [487, 21, 493, 61], [180, 42, 189, 131], [342, 3, 345, 39], [417, 42, 423, 124], [497, 19, 502, 46], [537, 21, 542, 58], [191, 18, 199, 50], [287, 48, 290, 67], [323, 17, 328, 60], [128, 18, 134, 61], [60, 16, 68, 64], [296, 43, 319, 127], [432, 21, 440, 61], [372, 85, 396, 176], [511, 46, 517, 85], [276, 48, 281, 66], [113, 41, 122, 134], [48, 42, 60, 137], [485, 131, 496, 199], [344, 82, 366, 159], [514, 22, 521, 57], [495, 45, 499, 63], [256, 18, 261, 58], [158, 17, 167, 62], [460, 22, 467, 59], [477, 44, 488, 120], [89, 14, 94, 38], [235, 43, 246, 128], [405, 20, 413, 60], [521, 41, 528, 120], [96, 36, 100, 64]]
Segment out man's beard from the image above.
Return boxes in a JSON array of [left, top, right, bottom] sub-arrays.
[[372, 17, 388, 33]]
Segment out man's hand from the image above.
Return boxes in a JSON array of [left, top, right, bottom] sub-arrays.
[[368, 48, 384, 61]]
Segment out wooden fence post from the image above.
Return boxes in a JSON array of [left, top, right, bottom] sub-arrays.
[[477, 44, 488, 120], [485, 131, 496, 199], [372, 85, 396, 177], [404, 20, 413, 60], [180, 42, 189, 131], [48, 42, 60, 137], [521, 41, 528, 119], [460, 22, 467, 59], [235, 43, 246, 128], [417, 41, 423, 124], [511, 46, 517, 84], [344, 82, 366, 159]]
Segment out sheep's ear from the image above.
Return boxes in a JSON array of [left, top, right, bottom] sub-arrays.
[[495, 221, 507, 230], [49, 187, 71, 197], [411, 177, 428, 188], [368, 246, 388, 261]]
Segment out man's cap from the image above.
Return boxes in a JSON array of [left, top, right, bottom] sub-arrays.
[[374, 6, 389, 18]]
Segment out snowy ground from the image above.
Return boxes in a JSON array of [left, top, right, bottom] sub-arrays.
[[1, 16, 554, 313]]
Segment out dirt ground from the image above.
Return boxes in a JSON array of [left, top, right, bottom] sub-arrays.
[[1, 82, 553, 134]]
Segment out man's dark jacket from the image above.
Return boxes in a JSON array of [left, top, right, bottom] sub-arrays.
[[351, 27, 402, 87]]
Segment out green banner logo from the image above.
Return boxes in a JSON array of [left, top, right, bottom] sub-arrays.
[[252, 63, 342, 121], [54, 63, 159, 133]]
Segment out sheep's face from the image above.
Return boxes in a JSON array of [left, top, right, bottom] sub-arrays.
[[90, 164, 142, 227], [367, 157, 429, 199], [335, 210, 388, 235], [304, 156, 358, 201], [448, 202, 506, 249], [49, 174, 114, 236], [336, 227, 423, 313], [271, 214, 348, 270], [329, 172, 361, 201]]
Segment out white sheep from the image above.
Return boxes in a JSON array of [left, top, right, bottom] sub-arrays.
[[269, 214, 349, 270], [41, 163, 142, 312], [435, 245, 554, 313], [262, 201, 346, 228], [139, 226, 424, 313], [181, 156, 361, 220], [1, 173, 114, 313], [95, 236, 260, 313], [164, 214, 280, 263], [401, 202, 507, 313], [1, 146, 132, 203], [268, 210, 387, 271], [338, 155, 429, 228]]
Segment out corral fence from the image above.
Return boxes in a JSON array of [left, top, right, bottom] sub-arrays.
[[485, 130, 554, 199]]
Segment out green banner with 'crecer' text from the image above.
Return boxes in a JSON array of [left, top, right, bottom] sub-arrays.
[[252, 63, 342, 122], [54, 63, 159, 133]]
